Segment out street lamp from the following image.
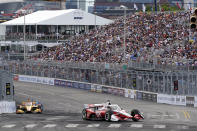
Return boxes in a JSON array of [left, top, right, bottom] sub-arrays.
[[21, 9, 26, 60], [120, 5, 127, 63], [94, 12, 97, 30], [0, 11, 4, 53]]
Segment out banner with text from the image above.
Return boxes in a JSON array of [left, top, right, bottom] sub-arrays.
[[157, 94, 186, 106], [195, 96, 197, 108], [124, 89, 135, 99], [19, 75, 54, 85]]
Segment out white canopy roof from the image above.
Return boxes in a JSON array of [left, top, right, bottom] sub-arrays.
[[1, 9, 113, 26]]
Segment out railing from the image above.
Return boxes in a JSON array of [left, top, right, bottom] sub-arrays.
[[2, 60, 197, 96]]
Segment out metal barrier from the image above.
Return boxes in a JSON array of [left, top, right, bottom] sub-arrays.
[[3, 60, 197, 96], [0, 70, 14, 101]]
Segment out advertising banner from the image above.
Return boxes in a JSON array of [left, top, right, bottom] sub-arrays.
[[194, 96, 197, 108], [18, 75, 54, 85], [112, 88, 119, 95], [175, 95, 186, 106], [19, 75, 37, 83], [96, 85, 102, 93], [79, 83, 85, 89], [142, 92, 157, 102], [91, 85, 96, 92], [108, 87, 113, 94], [66, 81, 73, 88], [85, 84, 91, 90], [157, 94, 175, 105], [54, 79, 61, 86], [13, 75, 19, 81], [136, 91, 142, 100], [157, 94, 186, 106], [102, 86, 108, 93], [73, 82, 79, 88], [124, 89, 135, 99], [119, 89, 125, 96], [60, 80, 66, 87], [186, 96, 195, 107]]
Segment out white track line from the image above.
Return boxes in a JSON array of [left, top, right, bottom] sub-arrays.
[[108, 124, 121, 128], [65, 124, 79, 128], [24, 124, 38, 128], [153, 125, 166, 128], [177, 125, 189, 130], [87, 124, 100, 127], [43, 124, 57, 128], [2, 124, 16, 128], [130, 124, 143, 128]]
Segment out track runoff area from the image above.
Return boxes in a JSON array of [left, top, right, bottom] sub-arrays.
[[0, 81, 196, 131]]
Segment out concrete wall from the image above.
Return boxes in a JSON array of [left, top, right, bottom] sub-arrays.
[[0, 70, 14, 101]]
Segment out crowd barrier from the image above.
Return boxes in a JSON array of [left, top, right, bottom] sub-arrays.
[[14, 74, 197, 108], [0, 101, 16, 114]]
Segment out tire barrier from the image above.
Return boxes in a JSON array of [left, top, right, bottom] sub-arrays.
[[14, 74, 197, 108], [0, 101, 16, 114]]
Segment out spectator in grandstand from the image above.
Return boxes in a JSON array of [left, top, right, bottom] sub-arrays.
[[34, 11, 196, 66]]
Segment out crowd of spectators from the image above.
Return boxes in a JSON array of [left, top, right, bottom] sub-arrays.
[[34, 11, 197, 66]]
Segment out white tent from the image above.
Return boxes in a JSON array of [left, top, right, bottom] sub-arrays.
[[1, 9, 113, 26]]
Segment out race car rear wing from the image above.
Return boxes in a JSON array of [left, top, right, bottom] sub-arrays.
[[84, 104, 104, 109]]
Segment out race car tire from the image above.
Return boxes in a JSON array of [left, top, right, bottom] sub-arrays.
[[105, 111, 112, 122], [82, 109, 87, 120], [38, 105, 43, 113], [131, 109, 140, 122], [90, 114, 96, 120]]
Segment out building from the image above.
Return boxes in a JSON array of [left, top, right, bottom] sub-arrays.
[[0, 0, 65, 22], [0, 9, 113, 52], [66, 0, 88, 12], [94, 0, 154, 17]]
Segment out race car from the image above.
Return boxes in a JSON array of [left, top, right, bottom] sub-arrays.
[[16, 99, 43, 114], [82, 102, 144, 122]]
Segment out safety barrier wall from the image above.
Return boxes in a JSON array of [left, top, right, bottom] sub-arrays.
[[14, 74, 197, 108], [18, 75, 54, 86], [0, 101, 16, 114]]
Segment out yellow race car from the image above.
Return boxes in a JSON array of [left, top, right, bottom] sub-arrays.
[[16, 99, 43, 114]]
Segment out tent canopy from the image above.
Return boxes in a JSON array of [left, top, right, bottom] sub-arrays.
[[1, 9, 113, 26]]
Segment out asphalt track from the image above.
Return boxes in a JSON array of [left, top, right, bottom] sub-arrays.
[[0, 81, 197, 131]]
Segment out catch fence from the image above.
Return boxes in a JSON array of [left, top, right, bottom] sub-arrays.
[[3, 60, 197, 96]]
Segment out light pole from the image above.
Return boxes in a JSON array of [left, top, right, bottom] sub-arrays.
[[0, 11, 4, 53], [22, 9, 26, 61], [120, 5, 127, 63], [94, 12, 97, 30]]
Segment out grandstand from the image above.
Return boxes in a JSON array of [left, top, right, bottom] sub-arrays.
[[34, 11, 196, 67]]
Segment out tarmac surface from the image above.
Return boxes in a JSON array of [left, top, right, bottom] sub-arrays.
[[0, 81, 197, 131]]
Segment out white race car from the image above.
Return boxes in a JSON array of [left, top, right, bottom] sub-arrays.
[[82, 102, 144, 122]]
